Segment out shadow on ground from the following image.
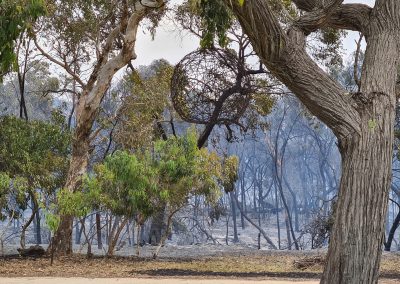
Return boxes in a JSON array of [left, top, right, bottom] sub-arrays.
[[136, 269, 321, 279], [136, 269, 400, 280]]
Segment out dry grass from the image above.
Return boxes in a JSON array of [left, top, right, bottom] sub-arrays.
[[0, 250, 399, 280]]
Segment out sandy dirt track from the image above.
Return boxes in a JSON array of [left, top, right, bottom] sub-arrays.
[[0, 278, 318, 284], [1, 278, 399, 284]]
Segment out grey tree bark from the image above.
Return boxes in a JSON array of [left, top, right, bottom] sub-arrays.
[[36, 1, 165, 255], [224, 0, 400, 282]]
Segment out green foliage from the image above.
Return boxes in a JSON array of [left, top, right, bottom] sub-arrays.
[[0, 116, 70, 190], [57, 189, 90, 217], [313, 28, 347, 68], [0, 173, 11, 220], [251, 94, 276, 117], [190, 0, 232, 48], [58, 130, 238, 226], [0, 0, 45, 79], [221, 155, 239, 193], [88, 150, 159, 218], [44, 0, 114, 45], [116, 60, 174, 149], [154, 129, 222, 206], [44, 208, 60, 233], [0, 116, 70, 219]]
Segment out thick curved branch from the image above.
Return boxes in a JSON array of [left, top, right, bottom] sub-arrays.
[[224, 0, 361, 140], [292, 0, 318, 12], [327, 4, 373, 33], [294, 0, 344, 35], [293, 1, 372, 34]]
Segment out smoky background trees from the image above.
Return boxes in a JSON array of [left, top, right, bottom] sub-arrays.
[[1, 1, 400, 283]]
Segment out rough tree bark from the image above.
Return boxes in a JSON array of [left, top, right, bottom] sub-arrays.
[[224, 0, 400, 283], [37, 0, 165, 255]]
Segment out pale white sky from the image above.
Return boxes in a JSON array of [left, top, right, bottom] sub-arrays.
[[133, 0, 376, 67], [342, 0, 375, 61]]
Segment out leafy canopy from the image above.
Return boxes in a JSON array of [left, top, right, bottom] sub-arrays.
[[0, 0, 45, 79], [196, 0, 346, 67], [116, 60, 174, 149], [0, 115, 70, 219], [55, 130, 239, 224]]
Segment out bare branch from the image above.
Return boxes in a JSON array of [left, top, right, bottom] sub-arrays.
[[225, 0, 361, 140], [354, 33, 363, 91], [33, 37, 85, 87]]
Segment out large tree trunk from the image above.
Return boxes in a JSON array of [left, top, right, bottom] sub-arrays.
[[321, 26, 398, 283], [52, 136, 90, 255], [225, 0, 399, 282], [38, 2, 153, 255], [322, 104, 394, 283]]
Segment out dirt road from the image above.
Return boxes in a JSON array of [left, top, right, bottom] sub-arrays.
[[1, 278, 399, 284], [0, 278, 318, 284]]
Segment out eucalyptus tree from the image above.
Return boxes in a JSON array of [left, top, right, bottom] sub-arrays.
[[32, 0, 166, 254], [0, 60, 58, 120], [116, 59, 175, 150], [172, 3, 278, 149], [0, 0, 45, 79], [0, 115, 70, 248], [53, 130, 236, 257], [201, 0, 400, 282]]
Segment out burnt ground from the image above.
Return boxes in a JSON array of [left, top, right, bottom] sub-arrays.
[[1, 248, 400, 281]]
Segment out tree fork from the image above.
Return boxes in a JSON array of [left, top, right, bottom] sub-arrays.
[[223, 0, 400, 282], [48, 0, 162, 255]]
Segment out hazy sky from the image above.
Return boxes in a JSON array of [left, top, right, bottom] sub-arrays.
[[133, 0, 376, 67]]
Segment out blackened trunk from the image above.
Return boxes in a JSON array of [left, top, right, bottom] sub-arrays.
[[284, 213, 292, 250], [149, 206, 166, 245], [75, 220, 82, 244], [32, 198, 41, 244], [229, 191, 239, 243], [275, 185, 281, 249], [96, 213, 102, 249], [384, 208, 400, 251]]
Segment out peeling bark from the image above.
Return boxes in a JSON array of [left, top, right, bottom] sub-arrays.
[[50, 1, 164, 255]]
